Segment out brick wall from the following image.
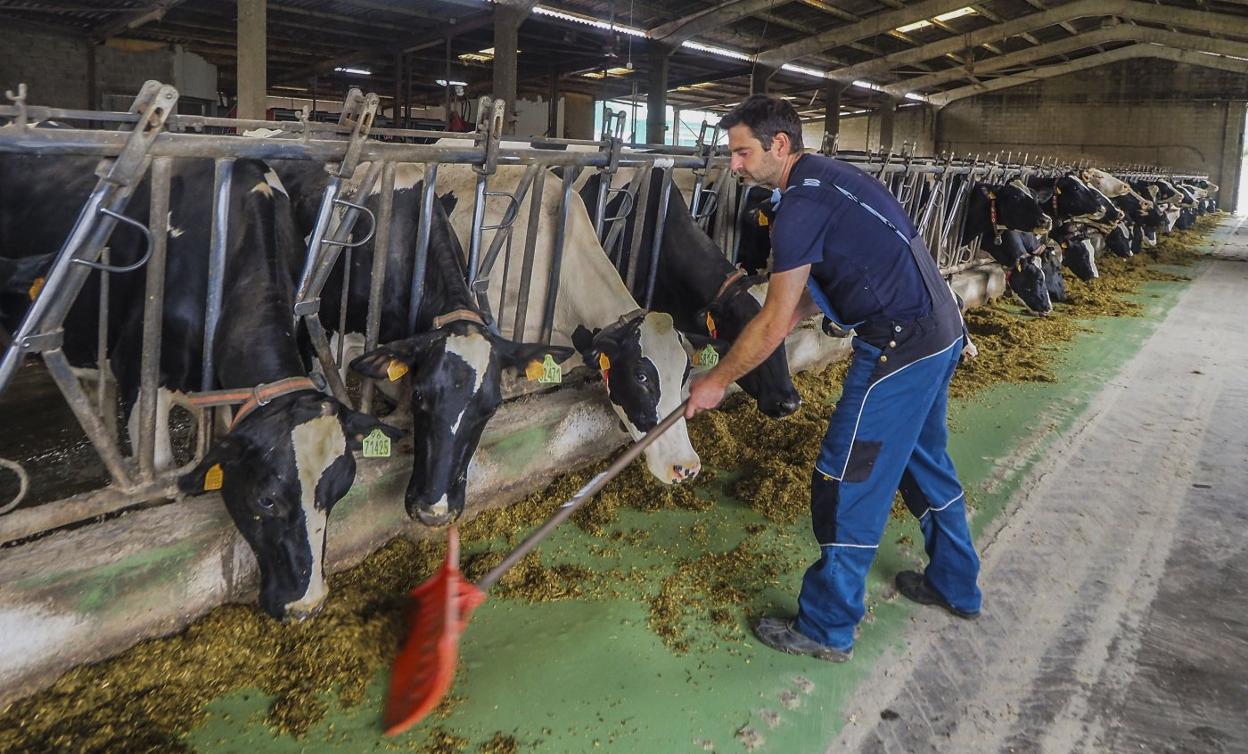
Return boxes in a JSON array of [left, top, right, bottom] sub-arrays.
[[0, 27, 182, 112], [936, 58, 1248, 208], [802, 105, 936, 154], [0, 27, 91, 109]]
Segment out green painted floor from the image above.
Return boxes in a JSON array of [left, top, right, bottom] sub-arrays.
[[183, 245, 1211, 754]]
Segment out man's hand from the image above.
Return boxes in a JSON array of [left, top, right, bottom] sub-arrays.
[[685, 371, 728, 418]]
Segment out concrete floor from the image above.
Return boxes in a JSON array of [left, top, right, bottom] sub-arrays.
[[834, 216, 1248, 754]]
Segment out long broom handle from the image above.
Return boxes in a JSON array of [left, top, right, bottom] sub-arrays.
[[476, 399, 690, 592]]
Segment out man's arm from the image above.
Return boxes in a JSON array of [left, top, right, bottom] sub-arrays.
[[685, 265, 813, 417]]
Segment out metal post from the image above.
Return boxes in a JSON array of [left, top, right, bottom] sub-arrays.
[[44, 348, 131, 489], [360, 161, 396, 414], [511, 166, 547, 341], [407, 162, 440, 331], [201, 157, 234, 391], [466, 170, 489, 286], [644, 167, 673, 308], [625, 165, 652, 291], [136, 157, 171, 480], [540, 166, 581, 344]]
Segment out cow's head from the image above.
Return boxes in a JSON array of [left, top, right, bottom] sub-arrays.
[[966, 181, 1050, 243], [1048, 174, 1104, 221], [1104, 223, 1133, 258], [1005, 255, 1052, 316], [1040, 247, 1067, 304], [572, 311, 701, 484], [697, 277, 800, 418], [351, 321, 574, 526], [178, 392, 400, 621], [1080, 168, 1130, 198], [1056, 229, 1099, 282]]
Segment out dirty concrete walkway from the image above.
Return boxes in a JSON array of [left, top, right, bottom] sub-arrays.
[[833, 216, 1248, 754]]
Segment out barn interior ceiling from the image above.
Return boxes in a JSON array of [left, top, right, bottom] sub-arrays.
[[1, 0, 1247, 120]]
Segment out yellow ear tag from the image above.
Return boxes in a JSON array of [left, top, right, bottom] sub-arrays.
[[987, 191, 996, 199], [203, 463, 224, 491], [537, 354, 562, 384], [1055, 186, 1062, 195], [598, 353, 611, 384], [525, 359, 545, 381], [704, 312, 718, 339], [28, 276, 45, 301], [756, 209, 769, 227], [386, 359, 409, 382]]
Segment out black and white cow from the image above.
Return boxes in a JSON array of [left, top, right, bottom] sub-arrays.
[[977, 230, 1052, 315], [436, 162, 703, 485], [576, 168, 801, 419], [1027, 173, 1105, 224], [961, 179, 1053, 247], [1050, 222, 1099, 281], [275, 162, 572, 526], [0, 155, 396, 621]]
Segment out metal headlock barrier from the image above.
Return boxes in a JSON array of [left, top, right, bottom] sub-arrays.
[[0, 81, 1209, 543]]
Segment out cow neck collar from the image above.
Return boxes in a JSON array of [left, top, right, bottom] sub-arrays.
[[432, 308, 485, 331], [187, 376, 325, 432], [712, 268, 748, 305]]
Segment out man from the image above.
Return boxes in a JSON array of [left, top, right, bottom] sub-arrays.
[[685, 95, 982, 661]]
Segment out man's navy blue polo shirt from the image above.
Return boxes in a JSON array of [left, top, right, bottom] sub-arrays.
[[771, 154, 932, 327]]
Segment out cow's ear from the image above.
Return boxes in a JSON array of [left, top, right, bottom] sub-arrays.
[[338, 408, 404, 451], [437, 191, 458, 216], [571, 325, 601, 360], [178, 436, 247, 497], [349, 333, 440, 380], [0, 253, 55, 297], [492, 339, 575, 373]]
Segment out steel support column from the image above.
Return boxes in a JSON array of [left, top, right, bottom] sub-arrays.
[[237, 0, 267, 120], [879, 96, 897, 152], [750, 64, 775, 95], [647, 42, 674, 144], [824, 82, 845, 144], [493, 4, 526, 134]]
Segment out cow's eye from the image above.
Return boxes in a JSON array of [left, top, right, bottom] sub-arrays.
[[258, 497, 275, 511], [635, 372, 648, 383]]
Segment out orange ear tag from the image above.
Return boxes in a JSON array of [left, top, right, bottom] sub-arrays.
[[386, 359, 409, 382], [598, 353, 611, 383], [525, 359, 545, 381], [756, 209, 769, 227], [203, 463, 224, 491], [28, 276, 45, 301], [704, 312, 718, 339]]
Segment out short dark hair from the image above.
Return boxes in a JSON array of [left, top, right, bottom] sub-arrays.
[[718, 94, 804, 153]]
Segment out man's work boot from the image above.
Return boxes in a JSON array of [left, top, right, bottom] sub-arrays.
[[895, 571, 980, 620], [753, 617, 852, 662]]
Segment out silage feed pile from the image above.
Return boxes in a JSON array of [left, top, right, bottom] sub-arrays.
[[0, 219, 1214, 753]]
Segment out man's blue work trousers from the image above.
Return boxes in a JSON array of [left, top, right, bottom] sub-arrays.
[[795, 333, 982, 651]]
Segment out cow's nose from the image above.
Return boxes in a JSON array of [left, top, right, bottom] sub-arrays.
[[412, 504, 462, 527], [670, 464, 700, 483], [761, 397, 801, 418]]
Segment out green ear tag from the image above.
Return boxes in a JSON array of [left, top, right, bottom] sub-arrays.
[[361, 428, 392, 458], [696, 345, 719, 367], [538, 353, 562, 384]]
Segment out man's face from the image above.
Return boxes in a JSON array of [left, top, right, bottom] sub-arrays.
[[728, 124, 786, 188]]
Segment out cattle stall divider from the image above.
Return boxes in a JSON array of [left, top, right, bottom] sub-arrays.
[[2, 82, 1173, 543]]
